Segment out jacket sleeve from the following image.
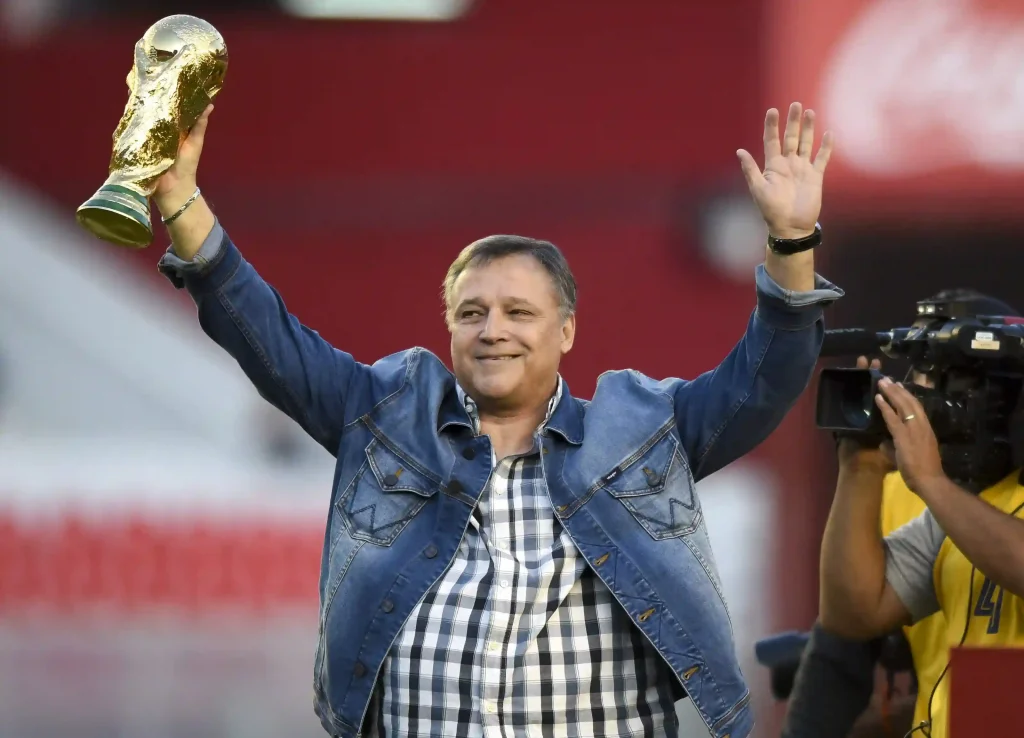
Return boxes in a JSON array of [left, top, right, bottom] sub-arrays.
[[668, 264, 843, 481], [781, 622, 881, 738], [157, 220, 378, 455]]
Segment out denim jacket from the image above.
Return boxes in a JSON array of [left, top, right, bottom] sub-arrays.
[[159, 223, 842, 738]]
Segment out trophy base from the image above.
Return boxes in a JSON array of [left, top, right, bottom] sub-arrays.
[[76, 184, 153, 249]]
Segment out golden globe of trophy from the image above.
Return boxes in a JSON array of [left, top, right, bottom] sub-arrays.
[[76, 15, 228, 248]]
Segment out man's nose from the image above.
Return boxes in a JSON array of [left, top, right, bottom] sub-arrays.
[[479, 312, 507, 342]]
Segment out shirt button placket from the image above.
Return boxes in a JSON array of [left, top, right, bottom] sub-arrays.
[[484, 460, 515, 729]]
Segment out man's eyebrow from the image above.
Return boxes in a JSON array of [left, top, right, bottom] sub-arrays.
[[454, 297, 540, 310]]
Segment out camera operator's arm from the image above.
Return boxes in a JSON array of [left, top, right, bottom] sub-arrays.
[[820, 359, 942, 637], [821, 444, 915, 637], [878, 379, 1024, 599]]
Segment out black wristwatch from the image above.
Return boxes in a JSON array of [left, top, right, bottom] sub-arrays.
[[768, 223, 822, 255]]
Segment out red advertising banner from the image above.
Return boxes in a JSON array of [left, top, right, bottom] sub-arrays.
[[769, 0, 1024, 216]]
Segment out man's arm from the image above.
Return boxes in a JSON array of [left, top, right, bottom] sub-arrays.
[[150, 107, 376, 455], [151, 105, 218, 262], [820, 459, 944, 638], [156, 221, 376, 455], [670, 262, 841, 480], [915, 475, 1024, 599], [669, 102, 841, 479], [158, 188, 216, 261]]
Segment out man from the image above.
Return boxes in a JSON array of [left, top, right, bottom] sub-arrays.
[[154, 101, 841, 738], [820, 293, 1024, 738]]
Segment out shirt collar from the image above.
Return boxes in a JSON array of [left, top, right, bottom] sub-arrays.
[[457, 376, 563, 435]]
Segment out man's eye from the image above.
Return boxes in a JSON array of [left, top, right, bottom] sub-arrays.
[[461, 310, 482, 319], [510, 309, 530, 316]]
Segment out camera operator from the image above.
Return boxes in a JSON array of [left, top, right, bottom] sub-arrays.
[[774, 354, 945, 738], [777, 361, 941, 738], [819, 291, 1024, 738]]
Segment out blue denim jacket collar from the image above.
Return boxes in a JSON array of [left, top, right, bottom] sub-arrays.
[[545, 379, 585, 445], [437, 381, 474, 435]]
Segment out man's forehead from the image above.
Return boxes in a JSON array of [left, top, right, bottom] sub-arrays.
[[459, 252, 543, 275], [454, 256, 555, 293]]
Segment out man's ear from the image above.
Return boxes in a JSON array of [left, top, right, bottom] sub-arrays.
[[560, 314, 576, 354]]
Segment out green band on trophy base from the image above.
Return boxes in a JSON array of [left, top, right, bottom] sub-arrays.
[[76, 184, 154, 249]]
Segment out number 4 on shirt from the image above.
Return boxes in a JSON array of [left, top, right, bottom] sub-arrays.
[[974, 576, 1004, 635]]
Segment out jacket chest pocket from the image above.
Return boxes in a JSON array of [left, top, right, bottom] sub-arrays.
[[600, 432, 700, 540], [336, 439, 438, 546]]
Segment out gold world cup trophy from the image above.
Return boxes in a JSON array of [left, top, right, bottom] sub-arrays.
[[76, 15, 228, 248]]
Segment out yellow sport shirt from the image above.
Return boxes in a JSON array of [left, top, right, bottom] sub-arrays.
[[880, 472, 947, 733], [883, 470, 1024, 738]]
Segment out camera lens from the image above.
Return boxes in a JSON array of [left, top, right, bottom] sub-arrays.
[[840, 372, 875, 430]]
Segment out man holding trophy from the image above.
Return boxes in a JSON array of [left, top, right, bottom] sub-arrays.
[[80, 15, 843, 738]]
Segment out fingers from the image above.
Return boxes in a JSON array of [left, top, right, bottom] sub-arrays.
[[761, 102, 833, 165], [878, 378, 922, 419], [875, 391, 905, 438], [783, 102, 802, 156], [196, 104, 214, 129], [188, 104, 214, 148], [814, 130, 835, 173], [871, 358, 881, 370], [856, 356, 868, 369], [763, 108, 782, 160], [875, 377, 914, 439], [797, 108, 815, 158], [736, 149, 764, 189], [895, 383, 927, 420]]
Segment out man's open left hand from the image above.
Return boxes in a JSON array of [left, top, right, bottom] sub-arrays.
[[875, 378, 945, 493], [737, 102, 834, 240]]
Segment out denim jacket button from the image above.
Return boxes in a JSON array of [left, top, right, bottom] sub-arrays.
[[461, 447, 476, 460], [424, 544, 439, 559], [353, 661, 367, 678], [381, 599, 394, 613], [383, 473, 399, 486], [448, 480, 464, 495]]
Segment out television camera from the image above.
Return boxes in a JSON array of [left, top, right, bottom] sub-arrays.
[[816, 294, 1024, 490]]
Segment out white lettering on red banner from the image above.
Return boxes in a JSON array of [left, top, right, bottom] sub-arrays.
[[820, 0, 1024, 176]]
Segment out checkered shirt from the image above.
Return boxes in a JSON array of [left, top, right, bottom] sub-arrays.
[[369, 378, 680, 737]]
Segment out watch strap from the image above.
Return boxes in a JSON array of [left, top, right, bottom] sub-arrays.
[[768, 223, 822, 255]]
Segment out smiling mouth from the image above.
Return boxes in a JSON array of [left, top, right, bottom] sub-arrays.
[[478, 356, 519, 361]]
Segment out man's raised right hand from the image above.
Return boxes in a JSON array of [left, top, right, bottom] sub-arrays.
[[151, 104, 217, 261], [154, 103, 213, 219]]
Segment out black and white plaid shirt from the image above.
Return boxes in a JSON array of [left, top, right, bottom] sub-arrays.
[[370, 378, 680, 737]]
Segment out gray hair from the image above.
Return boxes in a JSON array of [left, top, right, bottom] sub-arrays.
[[442, 235, 578, 322]]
